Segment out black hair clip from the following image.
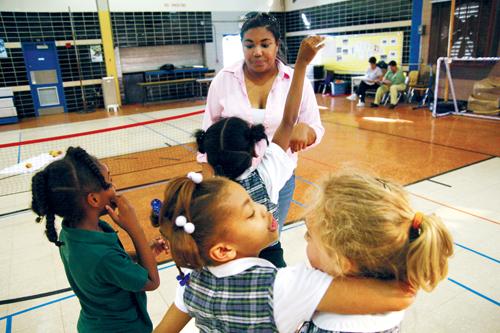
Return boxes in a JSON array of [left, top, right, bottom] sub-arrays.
[[176, 272, 191, 287]]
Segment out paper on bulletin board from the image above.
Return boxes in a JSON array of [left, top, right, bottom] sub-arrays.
[[321, 32, 403, 74]]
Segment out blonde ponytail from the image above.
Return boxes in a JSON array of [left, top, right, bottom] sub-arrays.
[[407, 213, 454, 291]]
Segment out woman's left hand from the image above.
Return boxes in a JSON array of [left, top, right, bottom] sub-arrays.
[[290, 123, 315, 152]]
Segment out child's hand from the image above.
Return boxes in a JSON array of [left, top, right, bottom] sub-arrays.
[[296, 35, 325, 67], [151, 237, 170, 257], [106, 195, 140, 233], [290, 123, 312, 152]]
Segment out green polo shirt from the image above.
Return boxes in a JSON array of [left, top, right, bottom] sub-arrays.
[[59, 221, 152, 333], [384, 69, 406, 85]]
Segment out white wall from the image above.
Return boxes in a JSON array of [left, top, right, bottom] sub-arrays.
[[0, 0, 97, 12], [204, 11, 249, 72], [0, 0, 283, 12], [283, 0, 348, 11]]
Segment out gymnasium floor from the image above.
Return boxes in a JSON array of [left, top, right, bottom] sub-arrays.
[[0, 96, 499, 332]]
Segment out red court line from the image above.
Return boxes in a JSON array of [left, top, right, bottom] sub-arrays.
[[407, 191, 500, 226], [0, 110, 204, 149]]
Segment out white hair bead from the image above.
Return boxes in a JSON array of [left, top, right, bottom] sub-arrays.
[[183, 222, 195, 234], [187, 172, 203, 184], [175, 215, 187, 227]]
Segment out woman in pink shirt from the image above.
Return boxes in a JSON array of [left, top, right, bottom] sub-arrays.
[[199, 12, 324, 267]]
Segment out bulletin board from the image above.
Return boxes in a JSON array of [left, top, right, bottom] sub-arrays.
[[321, 32, 403, 74]]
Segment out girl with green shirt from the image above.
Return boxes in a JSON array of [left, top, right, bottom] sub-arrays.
[[31, 147, 163, 333]]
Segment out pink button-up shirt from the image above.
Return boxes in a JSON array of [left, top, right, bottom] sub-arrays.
[[198, 59, 324, 166]]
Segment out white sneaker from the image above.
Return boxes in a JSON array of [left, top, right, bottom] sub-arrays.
[[346, 93, 357, 101], [356, 101, 365, 107]]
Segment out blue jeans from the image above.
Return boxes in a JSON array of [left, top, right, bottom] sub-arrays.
[[277, 174, 296, 234]]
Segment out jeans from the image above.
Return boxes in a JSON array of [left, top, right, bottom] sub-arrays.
[[357, 81, 379, 102], [277, 174, 296, 234], [259, 173, 295, 267]]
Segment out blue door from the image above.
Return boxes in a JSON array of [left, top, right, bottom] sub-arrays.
[[22, 42, 66, 116]]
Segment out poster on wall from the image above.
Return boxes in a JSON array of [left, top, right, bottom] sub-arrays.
[[90, 45, 103, 62], [0, 39, 7, 59], [320, 32, 404, 74]]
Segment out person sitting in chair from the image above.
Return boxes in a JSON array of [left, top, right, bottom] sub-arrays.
[[347, 57, 383, 107], [371, 60, 406, 109]]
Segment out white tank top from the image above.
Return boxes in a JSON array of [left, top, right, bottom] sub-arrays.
[[251, 108, 266, 124]]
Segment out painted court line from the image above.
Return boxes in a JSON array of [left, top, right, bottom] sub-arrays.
[[0, 181, 497, 329], [407, 191, 500, 225], [448, 278, 500, 307]]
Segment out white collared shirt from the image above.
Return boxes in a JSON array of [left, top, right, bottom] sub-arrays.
[[236, 142, 296, 204], [175, 258, 333, 333], [310, 310, 404, 332]]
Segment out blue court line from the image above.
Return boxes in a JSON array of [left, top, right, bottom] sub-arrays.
[[1, 182, 498, 327], [0, 261, 178, 329], [5, 317, 11, 333], [16, 132, 22, 163], [295, 175, 319, 188], [0, 294, 76, 322], [291, 199, 305, 208], [448, 278, 499, 307], [454, 243, 499, 264]]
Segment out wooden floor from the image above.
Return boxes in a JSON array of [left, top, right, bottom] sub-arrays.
[[30, 95, 494, 263], [2, 96, 499, 262], [1, 95, 499, 333]]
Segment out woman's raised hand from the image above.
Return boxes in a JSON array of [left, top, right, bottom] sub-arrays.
[[296, 35, 325, 67]]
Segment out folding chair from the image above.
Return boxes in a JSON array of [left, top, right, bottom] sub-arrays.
[[317, 70, 335, 95]]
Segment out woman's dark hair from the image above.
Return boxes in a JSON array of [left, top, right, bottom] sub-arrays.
[[369, 56, 377, 64], [240, 12, 287, 64], [195, 117, 268, 180], [31, 147, 111, 246], [155, 176, 229, 271]]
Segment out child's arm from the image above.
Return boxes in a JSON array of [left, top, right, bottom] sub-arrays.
[[272, 35, 324, 151], [317, 277, 414, 314], [153, 304, 191, 333], [106, 195, 160, 291]]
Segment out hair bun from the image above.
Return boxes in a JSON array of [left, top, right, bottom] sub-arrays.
[[248, 124, 268, 145], [194, 130, 207, 154]]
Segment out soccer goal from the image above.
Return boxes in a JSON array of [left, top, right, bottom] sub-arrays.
[[432, 57, 500, 120]]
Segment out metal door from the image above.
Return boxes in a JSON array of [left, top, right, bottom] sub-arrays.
[[22, 42, 66, 116]]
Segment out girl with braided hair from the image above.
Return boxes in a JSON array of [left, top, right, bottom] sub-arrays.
[[31, 146, 162, 333]]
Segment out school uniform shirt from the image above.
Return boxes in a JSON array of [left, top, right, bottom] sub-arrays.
[[59, 221, 152, 333], [197, 59, 325, 166], [237, 142, 297, 204], [175, 258, 333, 333], [299, 310, 404, 333], [363, 66, 383, 85]]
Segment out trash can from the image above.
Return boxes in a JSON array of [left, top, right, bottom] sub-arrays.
[[102, 76, 119, 112]]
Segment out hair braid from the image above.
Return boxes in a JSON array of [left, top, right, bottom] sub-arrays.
[[31, 170, 49, 218], [67, 147, 110, 189]]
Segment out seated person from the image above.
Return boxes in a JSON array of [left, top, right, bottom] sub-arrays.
[[371, 60, 406, 109], [351, 57, 383, 107]]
